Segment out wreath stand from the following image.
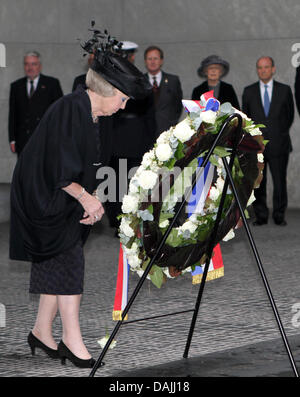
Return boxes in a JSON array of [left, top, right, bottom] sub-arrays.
[[89, 113, 299, 377]]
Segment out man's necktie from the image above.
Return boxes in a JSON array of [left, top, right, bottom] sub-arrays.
[[264, 84, 270, 117], [29, 80, 34, 98], [152, 76, 159, 103]]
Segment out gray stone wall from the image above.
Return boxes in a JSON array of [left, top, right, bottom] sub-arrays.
[[1, 0, 300, 222]]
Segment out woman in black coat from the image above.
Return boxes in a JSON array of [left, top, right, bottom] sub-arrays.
[[10, 29, 151, 368], [191, 55, 240, 110]]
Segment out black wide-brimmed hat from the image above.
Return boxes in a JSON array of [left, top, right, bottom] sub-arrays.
[[197, 55, 230, 78], [81, 24, 151, 99]]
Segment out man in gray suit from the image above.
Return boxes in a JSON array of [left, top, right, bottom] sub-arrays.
[[144, 46, 183, 138], [242, 56, 294, 226]]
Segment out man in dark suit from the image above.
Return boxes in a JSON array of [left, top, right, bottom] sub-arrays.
[[191, 55, 240, 109], [9, 51, 63, 155], [242, 56, 294, 226], [144, 46, 182, 138]]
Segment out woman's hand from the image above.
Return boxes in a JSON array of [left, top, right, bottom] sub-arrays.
[[78, 192, 105, 225], [62, 183, 104, 225]]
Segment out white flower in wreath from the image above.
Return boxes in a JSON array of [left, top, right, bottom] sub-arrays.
[[233, 108, 251, 121], [257, 153, 264, 163], [216, 176, 225, 193], [127, 254, 142, 269], [119, 218, 134, 238], [121, 194, 139, 214], [141, 149, 156, 168], [159, 219, 170, 228], [249, 127, 262, 136], [209, 186, 220, 201], [222, 228, 235, 242], [137, 169, 158, 190], [156, 130, 172, 145], [155, 143, 173, 162], [173, 118, 195, 143], [201, 110, 217, 124], [180, 220, 198, 234]]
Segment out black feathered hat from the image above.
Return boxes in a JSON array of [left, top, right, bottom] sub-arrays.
[[81, 23, 151, 99]]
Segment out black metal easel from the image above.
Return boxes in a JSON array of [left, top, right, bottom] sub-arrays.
[[89, 113, 299, 377]]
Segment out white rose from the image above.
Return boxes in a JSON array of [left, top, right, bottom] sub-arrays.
[[127, 254, 142, 269], [233, 109, 251, 121], [121, 194, 139, 214], [142, 150, 156, 168], [209, 186, 219, 201], [137, 170, 158, 190], [173, 119, 195, 143], [222, 229, 235, 242], [119, 218, 134, 237], [156, 130, 170, 145], [257, 153, 264, 163], [155, 143, 173, 162], [249, 127, 262, 136], [181, 220, 197, 234], [159, 219, 169, 228], [216, 176, 225, 193], [201, 110, 217, 124]]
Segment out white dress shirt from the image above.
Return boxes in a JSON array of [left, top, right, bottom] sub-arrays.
[[27, 75, 40, 96], [148, 71, 162, 87]]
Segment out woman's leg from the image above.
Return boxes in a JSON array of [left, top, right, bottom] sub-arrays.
[[32, 294, 58, 349], [57, 294, 91, 359]]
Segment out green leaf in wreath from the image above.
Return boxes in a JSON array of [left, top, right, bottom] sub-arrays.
[[149, 265, 165, 288]]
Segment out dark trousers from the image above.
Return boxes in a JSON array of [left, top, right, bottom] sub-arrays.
[[253, 153, 289, 223], [105, 156, 141, 228]]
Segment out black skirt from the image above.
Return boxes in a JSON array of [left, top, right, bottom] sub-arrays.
[[29, 242, 85, 295]]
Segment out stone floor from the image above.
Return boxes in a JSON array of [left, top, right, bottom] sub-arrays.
[[0, 210, 300, 378]]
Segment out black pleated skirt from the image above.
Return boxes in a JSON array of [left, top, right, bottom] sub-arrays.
[[29, 242, 85, 295]]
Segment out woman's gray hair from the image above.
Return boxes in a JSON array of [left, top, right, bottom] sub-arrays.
[[85, 68, 116, 97]]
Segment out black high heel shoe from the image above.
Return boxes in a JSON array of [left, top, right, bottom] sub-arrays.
[[58, 340, 96, 368], [27, 331, 59, 359]]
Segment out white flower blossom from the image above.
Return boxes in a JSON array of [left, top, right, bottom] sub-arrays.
[[216, 176, 225, 193], [179, 220, 198, 234], [127, 254, 142, 269], [249, 127, 262, 136], [137, 170, 158, 190], [121, 194, 139, 214], [257, 153, 264, 163], [201, 110, 217, 124], [155, 143, 173, 162], [173, 118, 195, 143], [119, 218, 134, 238], [233, 108, 251, 121], [209, 186, 220, 201], [159, 219, 170, 228], [141, 149, 156, 168]]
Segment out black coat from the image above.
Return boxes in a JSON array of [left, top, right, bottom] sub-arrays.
[[72, 74, 87, 92], [191, 80, 240, 110], [10, 87, 112, 262], [112, 93, 156, 158], [146, 71, 183, 137], [242, 80, 294, 158], [8, 74, 63, 153]]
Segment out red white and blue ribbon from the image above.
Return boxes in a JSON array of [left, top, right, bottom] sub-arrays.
[[112, 244, 129, 320]]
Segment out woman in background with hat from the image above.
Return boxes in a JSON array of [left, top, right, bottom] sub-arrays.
[[191, 54, 240, 109], [9, 29, 151, 368]]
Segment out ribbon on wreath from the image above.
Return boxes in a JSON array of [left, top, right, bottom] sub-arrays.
[[112, 244, 129, 321]]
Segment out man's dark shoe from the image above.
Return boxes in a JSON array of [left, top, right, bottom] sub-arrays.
[[253, 219, 268, 226], [274, 219, 287, 226]]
